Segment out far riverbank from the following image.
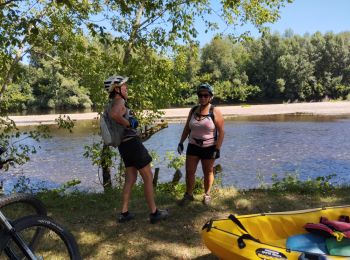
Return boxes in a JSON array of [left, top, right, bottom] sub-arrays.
[[8, 101, 350, 126]]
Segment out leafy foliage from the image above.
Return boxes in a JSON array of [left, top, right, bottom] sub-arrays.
[[1, 0, 295, 191], [0, 116, 52, 170], [269, 172, 337, 194], [165, 151, 185, 170]]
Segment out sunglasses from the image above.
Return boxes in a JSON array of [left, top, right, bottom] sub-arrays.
[[198, 94, 210, 98]]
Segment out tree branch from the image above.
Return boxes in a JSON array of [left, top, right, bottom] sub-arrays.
[[0, 0, 19, 8], [123, 1, 144, 65], [138, 0, 189, 31]]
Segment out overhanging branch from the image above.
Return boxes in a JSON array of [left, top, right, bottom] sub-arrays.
[[0, 0, 19, 8]]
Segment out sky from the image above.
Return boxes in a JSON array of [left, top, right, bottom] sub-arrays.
[[268, 0, 350, 36], [196, 0, 350, 46]]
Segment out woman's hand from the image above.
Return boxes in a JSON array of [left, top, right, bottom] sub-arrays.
[[177, 143, 184, 154], [128, 117, 139, 129], [213, 148, 220, 159]]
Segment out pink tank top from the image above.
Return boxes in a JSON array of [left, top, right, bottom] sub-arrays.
[[188, 111, 216, 147]]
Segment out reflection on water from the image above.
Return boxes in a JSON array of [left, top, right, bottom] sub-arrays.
[[8, 108, 94, 116], [2, 115, 350, 193]]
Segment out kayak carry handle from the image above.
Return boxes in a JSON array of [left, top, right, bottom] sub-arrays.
[[228, 214, 248, 233], [228, 214, 260, 249], [202, 219, 213, 232]]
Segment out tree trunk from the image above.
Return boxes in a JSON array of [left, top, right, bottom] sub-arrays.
[[123, 2, 144, 65], [172, 169, 182, 185], [102, 1, 151, 190], [101, 122, 168, 189], [153, 167, 159, 187], [101, 145, 112, 191]]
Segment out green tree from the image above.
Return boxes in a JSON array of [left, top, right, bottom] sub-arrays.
[[277, 35, 315, 101], [98, 0, 293, 66], [0, 0, 293, 189], [28, 56, 92, 109], [173, 44, 201, 105], [200, 37, 260, 102], [246, 32, 287, 100], [201, 37, 237, 81], [0, 0, 95, 101], [95, 0, 293, 187]]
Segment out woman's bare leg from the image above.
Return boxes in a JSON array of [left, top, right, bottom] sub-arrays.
[[121, 167, 138, 213], [201, 158, 215, 195], [138, 164, 157, 213], [185, 155, 200, 195]]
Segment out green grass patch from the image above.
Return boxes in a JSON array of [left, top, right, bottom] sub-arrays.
[[17, 174, 349, 259], [3, 173, 348, 259]]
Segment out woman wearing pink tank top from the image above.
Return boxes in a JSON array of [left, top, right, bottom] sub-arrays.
[[177, 83, 225, 206]]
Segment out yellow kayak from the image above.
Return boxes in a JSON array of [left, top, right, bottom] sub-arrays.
[[201, 206, 350, 260]]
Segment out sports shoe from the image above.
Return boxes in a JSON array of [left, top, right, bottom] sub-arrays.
[[150, 209, 169, 224], [202, 194, 211, 205], [118, 211, 135, 223], [178, 192, 194, 206]]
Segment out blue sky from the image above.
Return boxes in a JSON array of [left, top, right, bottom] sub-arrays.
[[196, 0, 350, 46], [269, 0, 350, 36]]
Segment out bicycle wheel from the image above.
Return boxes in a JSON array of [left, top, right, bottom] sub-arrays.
[[0, 193, 48, 258], [0, 193, 47, 220], [1, 215, 81, 260]]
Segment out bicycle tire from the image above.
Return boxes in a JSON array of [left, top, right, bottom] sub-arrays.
[[2, 215, 82, 260], [0, 193, 47, 217], [0, 193, 48, 258]]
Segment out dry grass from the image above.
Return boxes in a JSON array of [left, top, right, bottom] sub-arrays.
[[37, 186, 350, 259]]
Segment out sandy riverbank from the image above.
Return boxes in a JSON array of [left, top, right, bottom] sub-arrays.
[[7, 101, 350, 126]]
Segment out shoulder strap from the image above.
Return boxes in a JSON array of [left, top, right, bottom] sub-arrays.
[[106, 99, 124, 116], [210, 104, 217, 140], [190, 105, 199, 117], [209, 104, 215, 122], [190, 104, 215, 123]]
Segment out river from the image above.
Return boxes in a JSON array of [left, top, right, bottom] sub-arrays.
[[2, 114, 350, 193]]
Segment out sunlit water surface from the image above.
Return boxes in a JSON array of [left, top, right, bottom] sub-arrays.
[[3, 114, 350, 193]]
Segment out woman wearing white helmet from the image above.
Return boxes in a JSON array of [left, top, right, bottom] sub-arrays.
[[177, 83, 225, 206], [103, 75, 169, 224]]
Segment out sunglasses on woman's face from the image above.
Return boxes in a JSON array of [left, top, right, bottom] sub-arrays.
[[198, 93, 210, 98]]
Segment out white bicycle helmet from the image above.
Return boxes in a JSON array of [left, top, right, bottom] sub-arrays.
[[103, 75, 129, 93]]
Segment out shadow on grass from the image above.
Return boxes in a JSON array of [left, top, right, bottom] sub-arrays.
[[38, 188, 223, 259], [37, 186, 350, 259], [192, 253, 219, 260]]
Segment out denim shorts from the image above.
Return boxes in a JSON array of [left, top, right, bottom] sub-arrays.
[[118, 137, 152, 170], [186, 143, 216, 160]]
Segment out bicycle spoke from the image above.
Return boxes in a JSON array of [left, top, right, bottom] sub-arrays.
[[1, 216, 81, 260]]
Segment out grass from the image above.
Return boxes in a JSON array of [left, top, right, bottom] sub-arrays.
[[27, 181, 350, 260]]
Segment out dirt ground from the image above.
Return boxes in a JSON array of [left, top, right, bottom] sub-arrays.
[[8, 101, 350, 125]]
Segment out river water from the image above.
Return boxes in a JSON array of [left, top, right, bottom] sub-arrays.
[[2, 114, 350, 193]]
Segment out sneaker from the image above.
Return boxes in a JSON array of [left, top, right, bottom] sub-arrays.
[[150, 209, 169, 224], [118, 212, 135, 223], [202, 194, 211, 205], [178, 193, 194, 206]]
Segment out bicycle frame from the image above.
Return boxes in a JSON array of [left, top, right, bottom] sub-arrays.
[[0, 210, 38, 260], [0, 148, 38, 259], [0, 147, 81, 260]]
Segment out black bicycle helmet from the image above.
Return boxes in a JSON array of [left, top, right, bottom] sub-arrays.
[[197, 83, 213, 96], [103, 75, 129, 93]]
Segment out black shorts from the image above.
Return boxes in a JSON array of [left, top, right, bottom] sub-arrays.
[[186, 143, 216, 160], [118, 137, 152, 170]]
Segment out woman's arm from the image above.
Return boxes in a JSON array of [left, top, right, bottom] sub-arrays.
[[213, 107, 225, 150], [179, 111, 192, 144], [109, 100, 130, 127]]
